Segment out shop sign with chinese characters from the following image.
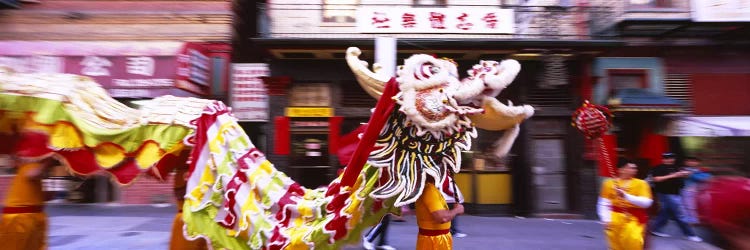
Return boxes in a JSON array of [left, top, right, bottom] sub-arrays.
[[0, 55, 185, 98], [231, 63, 270, 122], [177, 46, 211, 87], [356, 7, 514, 34], [73, 56, 177, 88], [0, 41, 214, 98]]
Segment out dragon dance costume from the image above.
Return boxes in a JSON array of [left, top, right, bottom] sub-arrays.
[[0, 45, 534, 249], [179, 47, 533, 249], [598, 178, 652, 250], [0, 69, 214, 249]]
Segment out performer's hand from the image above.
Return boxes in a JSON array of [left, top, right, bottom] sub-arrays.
[[453, 204, 465, 215], [615, 188, 625, 198], [670, 171, 688, 178], [26, 164, 47, 180], [677, 170, 691, 177], [26, 157, 57, 180]]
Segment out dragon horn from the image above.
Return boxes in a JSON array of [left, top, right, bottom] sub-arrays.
[[469, 96, 534, 131], [346, 47, 389, 99]]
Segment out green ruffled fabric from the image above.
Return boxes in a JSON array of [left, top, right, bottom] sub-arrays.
[[0, 94, 191, 152]]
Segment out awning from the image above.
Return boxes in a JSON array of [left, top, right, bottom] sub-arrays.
[[607, 88, 684, 112], [616, 18, 750, 41], [666, 116, 750, 137]]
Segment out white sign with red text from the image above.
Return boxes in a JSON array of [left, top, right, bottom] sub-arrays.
[[356, 7, 514, 34], [231, 63, 270, 122]]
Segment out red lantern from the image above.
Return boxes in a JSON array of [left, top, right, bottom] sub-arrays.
[[571, 100, 613, 139]]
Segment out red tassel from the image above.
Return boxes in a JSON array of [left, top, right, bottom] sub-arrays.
[[597, 134, 618, 177], [273, 116, 290, 155]]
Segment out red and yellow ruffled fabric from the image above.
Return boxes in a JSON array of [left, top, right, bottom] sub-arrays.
[[0, 70, 213, 184], [182, 81, 402, 250]]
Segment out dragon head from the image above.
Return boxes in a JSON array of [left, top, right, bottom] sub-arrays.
[[346, 47, 534, 206]]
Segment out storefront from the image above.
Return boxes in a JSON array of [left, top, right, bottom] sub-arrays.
[[274, 87, 343, 188], [661, 50, 750, 173], [591, 58, 684, 173], [664, 116, 750, 175]]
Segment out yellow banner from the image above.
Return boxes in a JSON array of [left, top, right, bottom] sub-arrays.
[[285, 107, 334, 117]]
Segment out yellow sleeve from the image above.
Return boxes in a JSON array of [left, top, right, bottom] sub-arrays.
[[599, 179, 614, 200], [633, 179, 653, 199], [421, 183, 449, 213]]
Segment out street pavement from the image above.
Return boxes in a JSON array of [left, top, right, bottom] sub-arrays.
[[46, 204, 724, 250]]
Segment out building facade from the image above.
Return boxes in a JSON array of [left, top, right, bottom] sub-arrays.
[[602, 0, 750, 176], [0, 0, 233, 204], [237, 0, 627, 217]]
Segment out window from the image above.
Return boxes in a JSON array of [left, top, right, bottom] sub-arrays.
[[323, 0, 358, 23], [607, 69, 649, 90], [627, 0, 673, 8], [290, 83, 332, 107], [413, 0, 446, 7], [340, 80, 376, 107]]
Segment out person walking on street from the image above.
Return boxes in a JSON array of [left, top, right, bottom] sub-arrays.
[[440, 175, 467, 238], [680, 156, 711, 224], [598, 158, 653, 250], [362, 214, 396, 250], [649, 153, 703, 242]]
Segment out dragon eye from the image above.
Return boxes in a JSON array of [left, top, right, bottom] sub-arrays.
[[414, 63, 439, 80]]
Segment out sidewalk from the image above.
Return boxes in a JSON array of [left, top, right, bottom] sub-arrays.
[[46, 204, 723, 250], [347, 215, 723, 250]]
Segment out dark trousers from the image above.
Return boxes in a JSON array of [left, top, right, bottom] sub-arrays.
[[650, 193, 697, 237], [365, 214, 391, 246], [448, 203, 461, 234]]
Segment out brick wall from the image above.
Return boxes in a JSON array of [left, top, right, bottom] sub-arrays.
[[1, 174, 178, 205], [0, 1, 231, 41], [118, 173, 177, 205]]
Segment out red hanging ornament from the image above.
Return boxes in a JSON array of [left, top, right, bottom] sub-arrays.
[[572, 100, 617, 179], [571, 100, 613, 139]]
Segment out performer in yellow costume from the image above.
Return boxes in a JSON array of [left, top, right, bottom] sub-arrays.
[[597, 158, 653, 250], [0, 157, 56, 250], [169, 166, 208, 250], [415, 181, 464, 250]]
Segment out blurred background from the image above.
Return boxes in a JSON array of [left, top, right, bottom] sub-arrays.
[[1, 0, 748, 249]]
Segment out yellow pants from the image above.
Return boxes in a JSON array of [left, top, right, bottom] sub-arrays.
[[416, 233, 452, 250], [0, 212, 48, 250], [605, 211, 645, 250], [169, 212, 208, 250]]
